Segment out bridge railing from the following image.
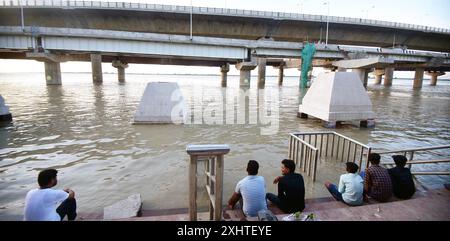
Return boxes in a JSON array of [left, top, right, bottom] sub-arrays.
[[2, 0, 449, 34]]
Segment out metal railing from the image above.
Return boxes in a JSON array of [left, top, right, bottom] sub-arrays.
[[377, 145, 450, 176], [289, 132, 372, 181], [186, 144, 230, 221], [288, 133, 319, 181], [1, 0, 449, 34]]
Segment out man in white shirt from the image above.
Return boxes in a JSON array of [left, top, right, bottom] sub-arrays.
[[24, 169, 77, 221], [324, 162, 364, 206], [227, 160, 268, 217]]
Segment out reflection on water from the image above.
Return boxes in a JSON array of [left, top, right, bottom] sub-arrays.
[[0, 73, 449, 220]]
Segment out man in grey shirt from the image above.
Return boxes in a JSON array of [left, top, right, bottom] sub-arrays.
[[227, 160, 268, 217]]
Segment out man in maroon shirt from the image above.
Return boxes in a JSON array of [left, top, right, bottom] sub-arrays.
[[361, 153, 393, 202]]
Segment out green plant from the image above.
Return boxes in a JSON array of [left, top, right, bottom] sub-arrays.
[[305, 213, 314, 221]]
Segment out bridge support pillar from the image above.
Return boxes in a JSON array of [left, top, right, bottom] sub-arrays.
[[44, 62, 62, 85], [91, 54, 103, 83], [413, 68, 424, 89], [240, 70, 251, 87], [383, 67, 394, 86], [236, 61, 257, 87], [112, 60, 129, 83], [374, 75, 382, 85], [278, 64, 284, 85], [257, 58, 266, 88], [426, 71, 445, 86], [373, 68, 384, 85], [352, 68, 369, 88], [220, 63, 229, 87]]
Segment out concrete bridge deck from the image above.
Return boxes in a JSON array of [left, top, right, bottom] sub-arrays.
[[1, 0, 449, 52]]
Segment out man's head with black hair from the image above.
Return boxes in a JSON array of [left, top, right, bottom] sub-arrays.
[[247, 160, 259, 175], [368, 153, 381, 165], [38, 169, 58, 188], [392, 155, 408, 168], [345, 162, 359, 174], [281, 159, 295, 175]]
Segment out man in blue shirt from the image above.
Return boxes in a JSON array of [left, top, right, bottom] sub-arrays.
[[324, 162, 364, 206]]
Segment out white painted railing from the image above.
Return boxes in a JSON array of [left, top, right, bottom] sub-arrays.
[[377, 145, 450, 176], [1, 0, 449, 34], [288, 133, 450, 182], [288, 132, 372, 181]]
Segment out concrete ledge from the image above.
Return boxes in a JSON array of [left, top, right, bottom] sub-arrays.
[[186, 144, 230, 155], [103, 194, 142, 220]]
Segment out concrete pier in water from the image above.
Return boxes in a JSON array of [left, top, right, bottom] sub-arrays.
[[426, 71, 445, 86], [257, 58, 266, 88], [112, 60, 128, 83], [413, 68, 424, 89], [220, 64, 229, 87], [373, 68, 384, 85], [383, 67, 394, 86], [236, 61, 257, 87], [44, 62, 62, 85], [278, 64, 285, 85], [91, 54, 103, 83], [298, 72, 375, 128]]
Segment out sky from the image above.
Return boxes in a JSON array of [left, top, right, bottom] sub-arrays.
[[0, 0, 449, 77]]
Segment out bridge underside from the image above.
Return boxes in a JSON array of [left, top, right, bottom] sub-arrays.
[[2, 51, 449, 72], [0, 51, 287, 67]]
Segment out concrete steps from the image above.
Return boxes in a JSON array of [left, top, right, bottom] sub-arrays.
[[77, 189, 449, 221], [115, 212, 212, 221], [308, 189, 450, 221]]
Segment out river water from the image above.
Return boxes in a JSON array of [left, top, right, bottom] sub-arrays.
[[0, 72, 449, 220]]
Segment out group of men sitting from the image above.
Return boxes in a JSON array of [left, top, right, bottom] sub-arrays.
[[228, 153, 416, 217], [23, 153, 415, 221], [228, 159, 305, 217], [324, 153, 415, 206]]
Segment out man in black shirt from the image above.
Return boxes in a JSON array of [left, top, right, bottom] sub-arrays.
[[388, 155, 415, 199], [266, 159, 305, 213]]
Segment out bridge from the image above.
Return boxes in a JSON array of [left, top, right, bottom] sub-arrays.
[[0, 0, 449, 88]]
